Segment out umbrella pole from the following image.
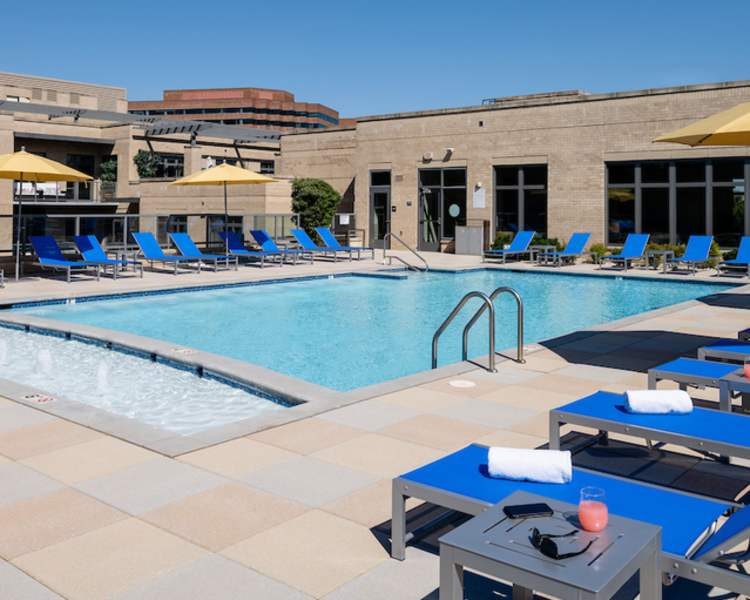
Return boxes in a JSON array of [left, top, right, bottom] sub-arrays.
[[14, 174, 23, 281], [224, 181, 228, 255]]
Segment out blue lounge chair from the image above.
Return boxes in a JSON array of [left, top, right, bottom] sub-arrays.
[[719, 236, 750, 277], [290, 228, 348, 261], [73, 235, 143, 280], [648, 357, 739, 411], [250, 229, 311, 264], [537, 232, 591, 266], [131, 232, 201, 274], [600, 233, 649, 270], [315, 226, 375, 260], [219, 232, 282, 268], [169, 232, 238, 271], [392, 444, 750, 595], [550, 390, 750, 463], [667, 235, 713, 274], [30, 235, 101, 283], [483, 230, 536, 264], [698, 339, 750, 362]]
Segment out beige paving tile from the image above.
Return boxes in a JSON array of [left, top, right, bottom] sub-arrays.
[[478, 385, 577, 412], [527, 374, 602, 396], [223, 509, 387, 598], [322, 479, 420, 528], [142, 483, 307, 551], [0, 488, 125, 559], [473, 429, 547, 449], [179, 438, 299, 478], [0, 560, 62, 600], [0, 420, 102, 461], [21, 437, 156, 484], [378, 387, 469, 412], [507, 412, 552, 439], [416, 375, 513, 399], [378, 414, 494, 451], [13, 518, 206, 600], [318, 399, 421, 431], [248, 417, 365, 454], [312, 434, 444, 479]]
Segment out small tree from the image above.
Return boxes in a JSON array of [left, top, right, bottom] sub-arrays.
[[291, 178, 341, 238], [99, 156, 118, 182], [133, 150, 159, 179]]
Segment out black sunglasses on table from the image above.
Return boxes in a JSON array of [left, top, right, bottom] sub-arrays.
[[530, 527, 594, 560]]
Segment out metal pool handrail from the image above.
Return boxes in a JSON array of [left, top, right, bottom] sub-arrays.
[[432, 291, 496, 372], [382, 232, 429, 272], [462, 286, 524, 364]]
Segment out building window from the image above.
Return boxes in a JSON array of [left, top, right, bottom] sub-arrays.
[[494, 165, 548, 235], [606, 159, 749, 246], [418, 168, 467, 243], [154, 153, 184, 179], [156, 215, 188, 245], [260, 160, 275, 174]]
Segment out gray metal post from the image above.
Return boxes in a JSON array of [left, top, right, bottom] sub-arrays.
[[391, 480, 406, 560], [433, 291, 495, 372]]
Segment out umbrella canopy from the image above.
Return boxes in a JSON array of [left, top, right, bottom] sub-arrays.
[[653, 102, 750, 147], [0, 148, 92, 281], [171, 162, 276, 186], [170, 162, 276, 253]]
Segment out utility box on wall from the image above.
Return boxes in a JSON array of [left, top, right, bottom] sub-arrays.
[[454, 222, 486, 255]]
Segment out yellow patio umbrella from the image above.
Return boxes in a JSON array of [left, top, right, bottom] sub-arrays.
[[653, 102, 750, 146], [0, 148, 92, 280], [171, 162, 276, 253]]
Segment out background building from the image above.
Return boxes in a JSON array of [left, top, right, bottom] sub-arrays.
[[280, 81, 750, 251], [129, 87, 340, 133]]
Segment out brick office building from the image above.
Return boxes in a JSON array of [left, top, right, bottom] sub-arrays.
[[130, 87, 340, 135], [279, 81, 750, 251]]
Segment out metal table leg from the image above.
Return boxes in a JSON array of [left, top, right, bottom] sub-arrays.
[[439, 546, 464, 600]]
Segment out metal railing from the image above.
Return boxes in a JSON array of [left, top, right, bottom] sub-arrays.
[[382, 232, 429, 272], [462, 286, 524, 364], [432, 291, 496, 372]]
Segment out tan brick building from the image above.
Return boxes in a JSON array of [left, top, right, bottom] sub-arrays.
[[280, 81, 750, 251]]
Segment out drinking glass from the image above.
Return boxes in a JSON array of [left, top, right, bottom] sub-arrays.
[[579, 486, 608, 532], [743, 359, 750, 379]]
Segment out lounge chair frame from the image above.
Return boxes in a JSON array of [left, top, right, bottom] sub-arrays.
[[36, 260, 101, 283], [74, 235, 143, 280], [169, 233, 239, 271], [132, 232, 202, 275], [391, 447, 750, 596], [483, 231, 536, 264], [30, 236, 102, 283], [647, 358, 740, 411], [315, 227, 375, 260]]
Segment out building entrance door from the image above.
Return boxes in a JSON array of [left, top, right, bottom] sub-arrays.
[[370, 188, 391, 248], [419, 187, 440, 252]]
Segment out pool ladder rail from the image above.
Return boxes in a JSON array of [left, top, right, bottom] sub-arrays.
[[432, 286, 524, 373], [381, 232, 429, 272]]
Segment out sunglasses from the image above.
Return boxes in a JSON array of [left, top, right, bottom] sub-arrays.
[[530, 527, 594, 560]]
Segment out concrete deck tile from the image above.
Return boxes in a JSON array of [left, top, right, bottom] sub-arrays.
[[312, 433, 444, 479], [248, 417, 365, 454], [142, 482, 307, 551], [0, 420, 102, 460], [178, 438, 300, 478], [417, 375, 513, 398], [0, 488, 125, 559], [477, 384, 577, 412], [322, 479, 420, 528], [13, 519, 206, 600], [0, 402, 54, 434], [431, 397, 537, 429], [321, 546, 438, 600], [527, 373, 603, 396], [378, 414, 494, 451], [378, 387, 468, 412], [242, 455, 377, 507], [555, 364, 634, 383], [0, 463, 64, 507], [473, 429, 548, 449], [20, 437, 157, 484], [0, 560, 62, 599], [75, 457, 225, 514], [222, 509, 387, 598], [113, 554, 312, 600], [507, 412, 554, 438], [317, 399, 421, 431]]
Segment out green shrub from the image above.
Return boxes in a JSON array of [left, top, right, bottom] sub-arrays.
[[589, 243, 609, 262], [531, 234, 563, 251], [133, 150, 159, 179], [491, 231, 514, 250], [291, 178, 341, 239], [99, 156, 118, 182]]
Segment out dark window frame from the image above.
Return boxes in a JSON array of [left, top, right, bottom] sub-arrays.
[[493, 164, 548, 236]]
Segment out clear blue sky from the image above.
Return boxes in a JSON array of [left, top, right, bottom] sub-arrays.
[[1, 0, 748, 118]]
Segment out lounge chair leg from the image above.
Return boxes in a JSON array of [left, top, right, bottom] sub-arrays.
[[391, 480, 407, 560], [548, 414, 561, 450], [439, 547, 464, 600], [638, 542, 662, 600]]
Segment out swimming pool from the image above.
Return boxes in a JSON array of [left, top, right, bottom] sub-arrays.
[[13, 270, 731, 391]]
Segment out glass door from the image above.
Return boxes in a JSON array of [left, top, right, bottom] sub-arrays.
[[370, 188, 390, 248], [419, 187, 440, 252]]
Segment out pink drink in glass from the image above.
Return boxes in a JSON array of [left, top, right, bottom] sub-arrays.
[[579, 487, 608, 532], [744, 360, 750, 379]]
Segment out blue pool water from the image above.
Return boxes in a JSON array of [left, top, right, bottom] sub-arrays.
[[14, 270, 731, 391]]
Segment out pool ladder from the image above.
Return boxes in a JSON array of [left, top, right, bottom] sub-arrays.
[[381, 232, 429, 272], [432, 286, 524, 373]]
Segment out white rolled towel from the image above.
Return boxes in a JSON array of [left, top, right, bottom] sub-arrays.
[[487, 447, 572, 484], [625, 390, 693, 414]]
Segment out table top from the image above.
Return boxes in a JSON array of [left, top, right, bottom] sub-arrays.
[[646, 249, 674, 256], [439, 491, 660, 594], [530, 245, 557, 250]]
